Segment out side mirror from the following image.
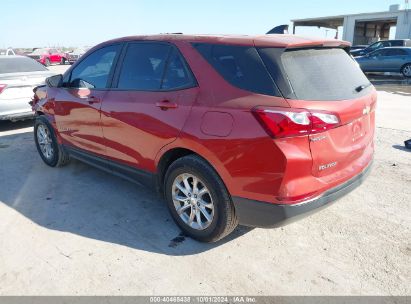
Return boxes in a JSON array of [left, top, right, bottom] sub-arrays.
[[46, 74, 63, 87]]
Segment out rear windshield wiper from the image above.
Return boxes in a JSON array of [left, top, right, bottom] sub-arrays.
[[355, 82, 372, 93]]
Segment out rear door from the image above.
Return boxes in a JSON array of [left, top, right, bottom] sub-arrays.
[[101, 41, 198, 172], [54, 44, 122, 157]]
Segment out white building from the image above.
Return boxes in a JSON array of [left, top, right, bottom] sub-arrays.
[[292, 4, 411, 45]]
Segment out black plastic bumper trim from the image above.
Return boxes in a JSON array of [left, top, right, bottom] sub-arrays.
[[232, 161, 373, 228]]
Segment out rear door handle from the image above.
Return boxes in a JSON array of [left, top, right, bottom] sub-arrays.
[[87, 96, 101, 104], [156, 100, 178, 110]]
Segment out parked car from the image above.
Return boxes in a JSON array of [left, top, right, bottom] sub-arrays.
[[32, 34, 376, 242], [67, 47, 90, 64], [350, 39, 411, 57], [0, 56, 55, 121], [355, 47, 411, 77], [0, 48, 16, 56], [26, 48, 69, 66], [350, 45, 368, 51]]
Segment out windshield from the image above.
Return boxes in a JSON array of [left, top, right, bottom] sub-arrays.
[[259, 48, 371, 101], [0, 57, 48, 73], [31, 48, 49, 55], [367, 42, 382, 51]]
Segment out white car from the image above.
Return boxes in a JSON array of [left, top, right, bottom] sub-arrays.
[[0, 55, 55, 121]]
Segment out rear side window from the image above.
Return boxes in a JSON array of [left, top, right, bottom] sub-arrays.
[[0, 57, 48, 73], [117, 43, 170, 90], [161, 48, 194, 90], [192, 43, 280, 96], [260, 48, 371, 101]]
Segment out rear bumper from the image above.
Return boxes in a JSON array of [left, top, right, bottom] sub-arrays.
[[232, 160, 372, 228]]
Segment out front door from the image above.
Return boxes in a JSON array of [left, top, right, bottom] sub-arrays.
[[54, 44, 122, 157]]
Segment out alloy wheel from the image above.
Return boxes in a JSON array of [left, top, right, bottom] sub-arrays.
[[37, 124, 54, 160], [403, 64, 411, 77], [172, 173, 214, 230]]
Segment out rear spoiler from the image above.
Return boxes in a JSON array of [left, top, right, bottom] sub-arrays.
[[266, 25, 289, 35]]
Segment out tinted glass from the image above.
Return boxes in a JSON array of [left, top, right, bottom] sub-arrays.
[[117, 43, 170, 90], [390, 41, 403, 46], [261, 48, 371, 101], [161, 49, 193, 90], [193, 43, 280, 96], [0, 57, 48, 74], [69, 44, 120, 89]]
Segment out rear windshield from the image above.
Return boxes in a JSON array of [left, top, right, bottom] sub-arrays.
[[192, 43, 280, 96], [0, 57, 48, 74], [259, 48, 371, 101]]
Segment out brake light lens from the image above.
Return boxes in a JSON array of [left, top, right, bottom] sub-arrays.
[[253, 108, 340, 138], [0, 84, 7, 94]]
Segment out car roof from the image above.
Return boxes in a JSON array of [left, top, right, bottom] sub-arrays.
[[98, 34, 350, 49]]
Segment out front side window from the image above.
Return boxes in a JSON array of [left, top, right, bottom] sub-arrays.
[[390, 41, 403, 47], [68, 44, 120, 89], [117, 43, 170, 90]]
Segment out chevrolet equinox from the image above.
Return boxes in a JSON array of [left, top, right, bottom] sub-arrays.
[[32, 34, 375, 242]]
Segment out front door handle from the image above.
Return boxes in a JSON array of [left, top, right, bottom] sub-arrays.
[[87, 96, 101, 104], [156, 100, 178, 110]]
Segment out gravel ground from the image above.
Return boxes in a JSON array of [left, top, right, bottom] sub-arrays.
[[0, 75, 410, 295]]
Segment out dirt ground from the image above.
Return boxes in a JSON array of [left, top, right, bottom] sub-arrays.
[[0, 67, 410, 295]]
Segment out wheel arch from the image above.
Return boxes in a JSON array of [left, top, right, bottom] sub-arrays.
[[155, 143, 233, 195]]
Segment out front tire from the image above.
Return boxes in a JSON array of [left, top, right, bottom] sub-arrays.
[[60, 58, 66, 65], [401, 63, 411, 78], [164, 155, 238, 242], [44, 58, 50, 67], [34, 116, 70, 167]]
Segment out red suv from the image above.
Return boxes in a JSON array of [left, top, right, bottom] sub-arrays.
[[32, 34, 376, 242]]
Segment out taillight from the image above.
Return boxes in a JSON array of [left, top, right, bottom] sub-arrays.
[[0, 84, 7, 94], [252, 108, 340, 138]]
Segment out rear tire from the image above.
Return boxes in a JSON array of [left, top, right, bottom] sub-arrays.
[[34, 116, 70, 167], [60, 58, 66, 65], [164, 155, 238, 242], [401, 63, 411, 78]]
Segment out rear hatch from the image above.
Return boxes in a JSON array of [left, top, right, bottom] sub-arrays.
[[258, 47, 376, 178]]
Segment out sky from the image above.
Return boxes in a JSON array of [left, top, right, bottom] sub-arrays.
[[0, 0, 405, 48]]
